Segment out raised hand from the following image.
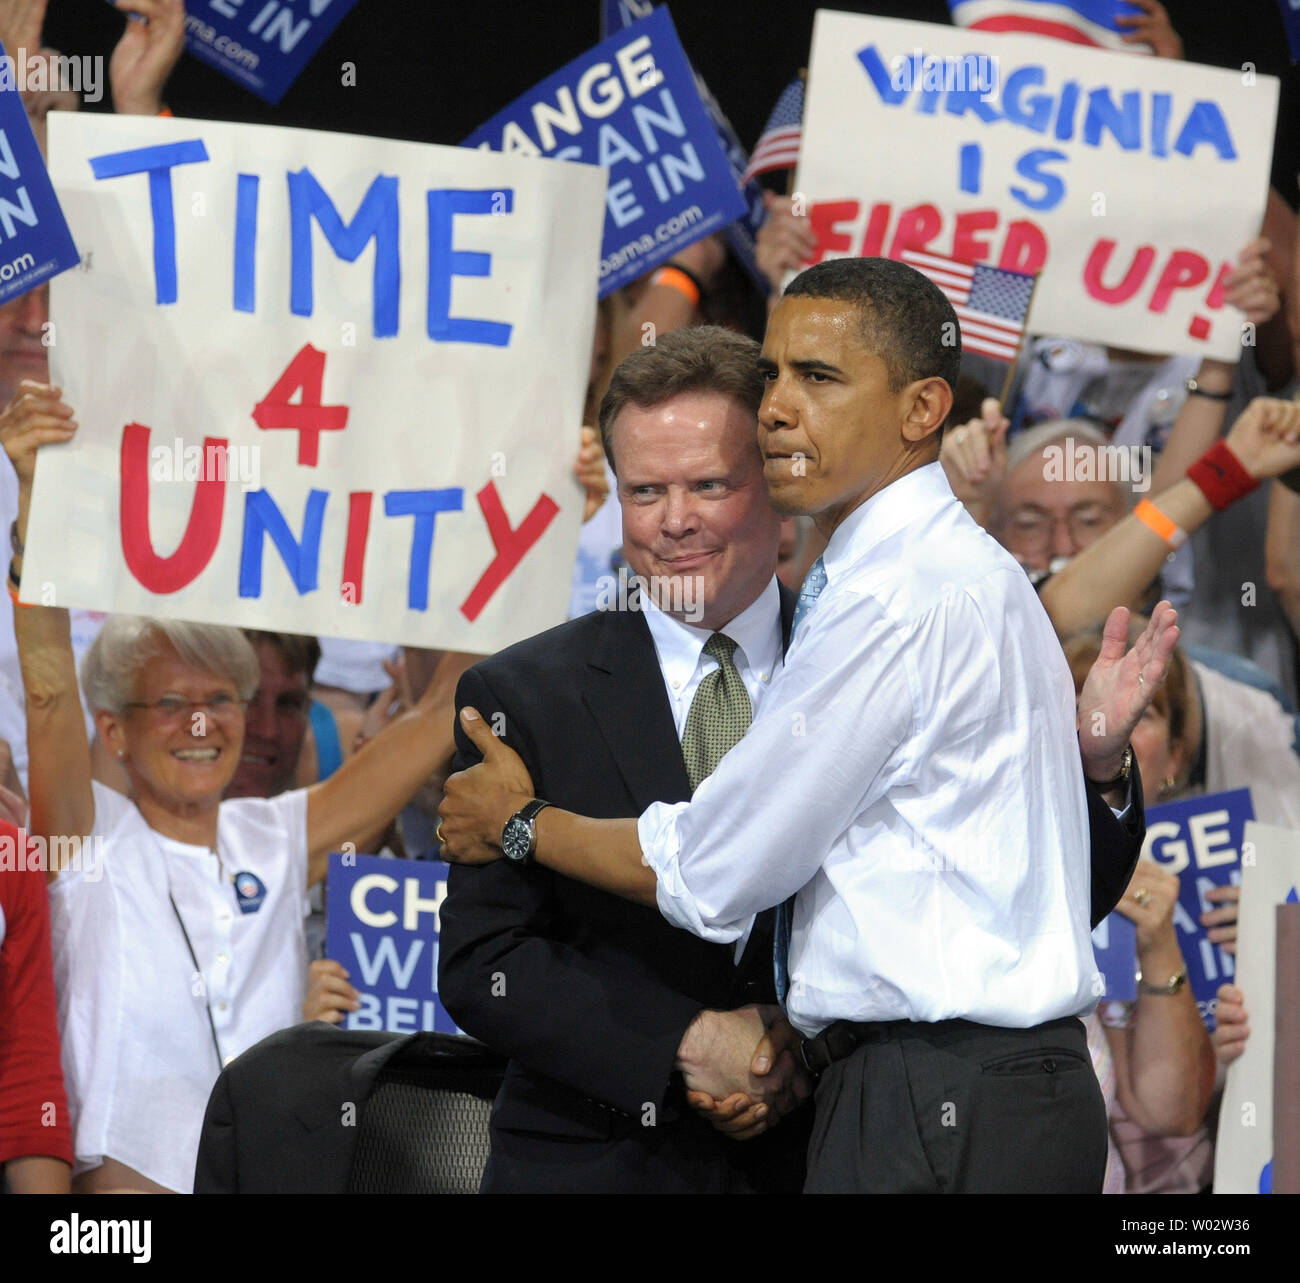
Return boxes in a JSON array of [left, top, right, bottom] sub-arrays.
[[302, 958, 360, 1024], [1077, 601, 1179, 783], [940, 396, 1009, 527], [574, 425, 609, 522], [110, 0, 185, 117], [438, 706, 535, 864], [0, 0, 47, 58], [1115, 0, 1183, 60], [1224, 397, 1300, 480], [1211, 983, 1249, 1066], [1221, 237, 1280, 328], [755, 192, 817, 297], [1200, 883, 1239, 956]]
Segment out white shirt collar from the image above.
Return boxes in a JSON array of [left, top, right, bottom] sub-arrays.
[[642, 576, 783, 690], [821, 461, 954, 584]]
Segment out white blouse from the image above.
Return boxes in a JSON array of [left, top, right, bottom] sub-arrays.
[[49, 781, 309, 1193]]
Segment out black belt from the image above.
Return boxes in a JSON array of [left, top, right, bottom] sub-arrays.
[[800, 1018, 969, 1074], [800, 1015, 1085, 1074]]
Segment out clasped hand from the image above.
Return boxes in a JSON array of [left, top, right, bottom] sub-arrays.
[[676, 1005, 812, 1141]]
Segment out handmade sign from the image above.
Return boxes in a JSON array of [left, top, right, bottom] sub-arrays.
[[797, 10, 1278, 359], [325, 852, 463, 1035], [1213, 821, 1300, 1194], [466, 7, 747, 296], [28, 112, 604, 652]]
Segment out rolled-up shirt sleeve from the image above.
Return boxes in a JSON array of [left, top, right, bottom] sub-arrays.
[[639, 588, 917, 939]]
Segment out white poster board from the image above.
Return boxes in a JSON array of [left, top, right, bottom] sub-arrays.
[[797, 10, 1279, 359], [1214, 821, 1300, 1193], [26, 113, 606, 652]]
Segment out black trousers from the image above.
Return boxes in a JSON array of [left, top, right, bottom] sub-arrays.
[[804, 1016, 1106, 1194]]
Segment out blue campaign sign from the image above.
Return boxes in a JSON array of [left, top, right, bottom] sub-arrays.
[[324, 851, 463, 1035], [600, 0, 655, 38], [1143, 788, 1254, 1029], [600, 2, 768, 291], [0, 44, 79, 303], [465, 7, 748, 297], [1280, 1, 1300, 64], [1091, 911, 1137, 1001], [136, 0, 358, 105]]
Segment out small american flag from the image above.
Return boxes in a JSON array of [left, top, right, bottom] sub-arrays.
[[900, 250, 1036, 363], [742, 77, 804, 184]]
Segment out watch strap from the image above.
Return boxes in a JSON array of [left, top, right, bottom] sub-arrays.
[[1088, 744, 1133, 793]]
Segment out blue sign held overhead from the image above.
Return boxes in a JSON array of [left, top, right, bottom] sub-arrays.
[[325, 852, 463, 1035], [0, 42, 80, 304], [601, 2, 769, 291], [113, 0, 360, 105], [1143, 788, 1255, 1030], [465, 7, 747, 297]]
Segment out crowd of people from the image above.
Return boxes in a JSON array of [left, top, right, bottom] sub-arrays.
[[1, 0, 1298, 1196]]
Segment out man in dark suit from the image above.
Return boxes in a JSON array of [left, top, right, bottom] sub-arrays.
[[438, 325, 1147, 1195], [439, 327, 813, 1193]]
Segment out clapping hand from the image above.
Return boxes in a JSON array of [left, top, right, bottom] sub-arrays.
[[1077, 602, 1179, 785]]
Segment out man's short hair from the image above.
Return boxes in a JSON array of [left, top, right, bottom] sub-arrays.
[[242, 630, 321, 683], [783, 257, 962, 396], [598, 325, 762, 474]]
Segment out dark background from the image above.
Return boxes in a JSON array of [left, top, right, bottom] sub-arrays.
[[46, 1, 1300, 203]]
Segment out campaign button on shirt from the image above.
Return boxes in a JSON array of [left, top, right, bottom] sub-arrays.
[[232, 871, 267, 914]]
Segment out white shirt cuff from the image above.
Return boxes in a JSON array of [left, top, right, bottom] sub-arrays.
[[638, 801, 747, 943]]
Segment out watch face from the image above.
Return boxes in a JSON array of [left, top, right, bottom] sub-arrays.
[[502, 816, 531, 863]]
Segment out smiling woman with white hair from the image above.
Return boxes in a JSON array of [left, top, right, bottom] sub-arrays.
[[3, 381, 465, 1194]]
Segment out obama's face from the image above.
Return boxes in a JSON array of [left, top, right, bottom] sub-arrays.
[[756, 296, 950, 535]]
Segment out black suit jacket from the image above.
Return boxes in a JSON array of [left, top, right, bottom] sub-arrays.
[[437, 592, 1144, 1194]]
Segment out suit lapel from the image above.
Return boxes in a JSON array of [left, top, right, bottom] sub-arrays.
[[582, 609, 692, 812]]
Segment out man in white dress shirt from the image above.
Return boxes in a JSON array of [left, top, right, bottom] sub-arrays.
[[440, 258, 1178, 1193]]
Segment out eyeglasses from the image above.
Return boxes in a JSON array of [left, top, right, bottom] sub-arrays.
[[1003, 504, 1119, 554], [123, 694, 250, 724]]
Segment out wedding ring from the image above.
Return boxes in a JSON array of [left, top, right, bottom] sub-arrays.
[[1134, 888, 1152, 908], [436, 822, 446, 844], [953, 428, 969, 444], [1138, 673, 1145, 686]]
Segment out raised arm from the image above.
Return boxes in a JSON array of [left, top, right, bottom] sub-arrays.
[[303, 647, 467, 884], [1040, 398, 1300, 637], [0, 383, 93, 858], [1106, 860, 1216, 1136]]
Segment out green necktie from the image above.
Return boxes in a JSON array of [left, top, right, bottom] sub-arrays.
[[681, 633, 752, 793]]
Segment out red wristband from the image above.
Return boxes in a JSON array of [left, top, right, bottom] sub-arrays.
[[1186, 440, 1258, 511]]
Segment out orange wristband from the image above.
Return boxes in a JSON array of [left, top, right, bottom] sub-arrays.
[[650, 265, 700, 308], [6, 579, 34, 609], [158, 106, 173, 118], [1134, 498, 1186, 549]]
